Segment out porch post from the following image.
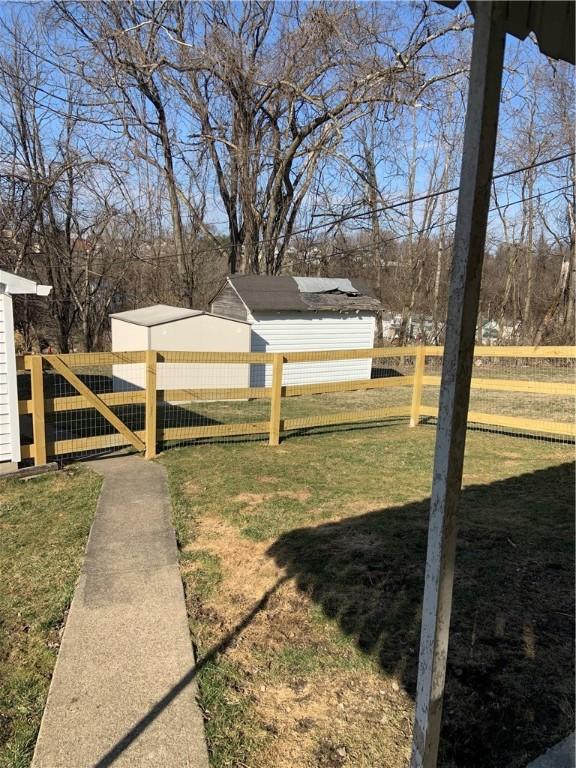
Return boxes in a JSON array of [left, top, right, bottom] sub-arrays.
[[410, 4, 506, 767]]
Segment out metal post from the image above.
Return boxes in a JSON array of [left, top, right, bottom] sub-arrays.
[[410, 5, 506, 767]]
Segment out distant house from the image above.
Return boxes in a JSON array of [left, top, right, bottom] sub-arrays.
[[210, 275, 382, 385], [477, 319, 520, 344]]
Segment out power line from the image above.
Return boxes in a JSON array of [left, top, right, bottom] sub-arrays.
[[139, 152, 575, 264], [6, 153, 572, 270], [312, 151, 576, 227], [16, 182, 571, 283], [301, 184, 572, 265]]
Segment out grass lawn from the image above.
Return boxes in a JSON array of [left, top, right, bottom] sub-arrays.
[[0, 467, 101, 768], [161, 423, 575, 768]]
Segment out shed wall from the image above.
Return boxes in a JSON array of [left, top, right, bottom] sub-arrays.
[[210, 284, 248, 322], [111, 318, 148, 352], [113, 314, 250, 392], [249, 312, 376, 386]]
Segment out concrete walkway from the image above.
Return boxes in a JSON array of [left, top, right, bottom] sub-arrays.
[[32, 456, 209, 768], [527, 735, 575, 768]]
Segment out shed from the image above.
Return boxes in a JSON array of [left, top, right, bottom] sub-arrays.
[[110, 304, 251, 392], [0, 270, 51, 468], [210, 276, 382, 385]]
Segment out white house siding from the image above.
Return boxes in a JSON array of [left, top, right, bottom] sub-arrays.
[[249, 312, 376, 386], [0, 293, 19, 463]]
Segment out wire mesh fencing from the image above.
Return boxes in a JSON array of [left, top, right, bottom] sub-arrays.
[[278, 348, 416, 438], [152, 351, 272, 449], [420, 347, 575, 443], [16, 345, 575, 465]]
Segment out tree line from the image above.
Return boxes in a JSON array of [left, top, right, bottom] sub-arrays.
[[0, 1, 573, 351]]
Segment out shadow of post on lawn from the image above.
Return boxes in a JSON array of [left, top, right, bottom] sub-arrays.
[[267, 462, 575, 768]]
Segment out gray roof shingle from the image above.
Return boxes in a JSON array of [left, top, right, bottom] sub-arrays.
[[227, 275, 382, 313]]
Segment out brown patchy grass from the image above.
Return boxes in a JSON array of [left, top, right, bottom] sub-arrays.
[[162, 424, 574, 768]]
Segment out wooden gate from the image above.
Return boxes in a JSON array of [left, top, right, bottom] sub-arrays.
[[20, 352, 148, 464]]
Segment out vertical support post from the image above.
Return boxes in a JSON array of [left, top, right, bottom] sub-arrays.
[[145, 350, 157, 459], [27, 355, 47, 466], [410, 345, 425, 427], [410, 5, 506, 768], [269, 353, 284, 446]]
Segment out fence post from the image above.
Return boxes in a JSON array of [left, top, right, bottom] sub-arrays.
[[145, 350, 157, 459], [26, 355, 47, 465], [269, 353, 284, 446], [410, 345, 425, 427]]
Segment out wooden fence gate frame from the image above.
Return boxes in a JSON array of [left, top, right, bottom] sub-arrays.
[[22, 352, 147, 464]]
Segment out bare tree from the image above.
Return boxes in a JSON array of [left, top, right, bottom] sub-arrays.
[[0, 14, 137, 350]]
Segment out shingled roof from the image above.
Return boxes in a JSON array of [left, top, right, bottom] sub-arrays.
[[224, 275, 382, 313]]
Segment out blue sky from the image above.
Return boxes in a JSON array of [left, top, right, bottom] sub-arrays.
[[0, 1, 572, 248]]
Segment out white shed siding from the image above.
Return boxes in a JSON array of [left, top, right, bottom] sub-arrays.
[[0, 293, 20, 463], [112, 313, 250, 392], [249, 312, 376, 386], [111, 317, 148, 352], [111, 319, 148, 390]]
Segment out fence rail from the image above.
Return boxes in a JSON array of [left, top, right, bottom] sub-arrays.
[[16, 345, 575, 464]]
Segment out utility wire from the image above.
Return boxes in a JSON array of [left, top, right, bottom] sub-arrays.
[[136, 151, 575, 264], [312, 152, 576, 226], [8, 153, 571, 271], [300, 184, 572, 266], [65, 183, 573, 281]]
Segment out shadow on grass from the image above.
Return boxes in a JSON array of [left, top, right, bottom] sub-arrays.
[[88, 463, 573, 768], [93, 576, 289, 768], [267, 462, 575, 768], [20, 401, 224, 461], [420, 416, 575, 446]]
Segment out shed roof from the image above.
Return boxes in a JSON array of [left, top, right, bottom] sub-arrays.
[[110, 304, 250, 327], [225, 275, 382, 313], [439, 1, 575, 63], [110, 305, 203, 326]]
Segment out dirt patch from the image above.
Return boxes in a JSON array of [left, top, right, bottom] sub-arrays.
[[183, 480, 201, 495], [184, 516, 282, 613], [251, 672, 412, 768], [183, 513, 413, 767], [233, 490, 311, 506]]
